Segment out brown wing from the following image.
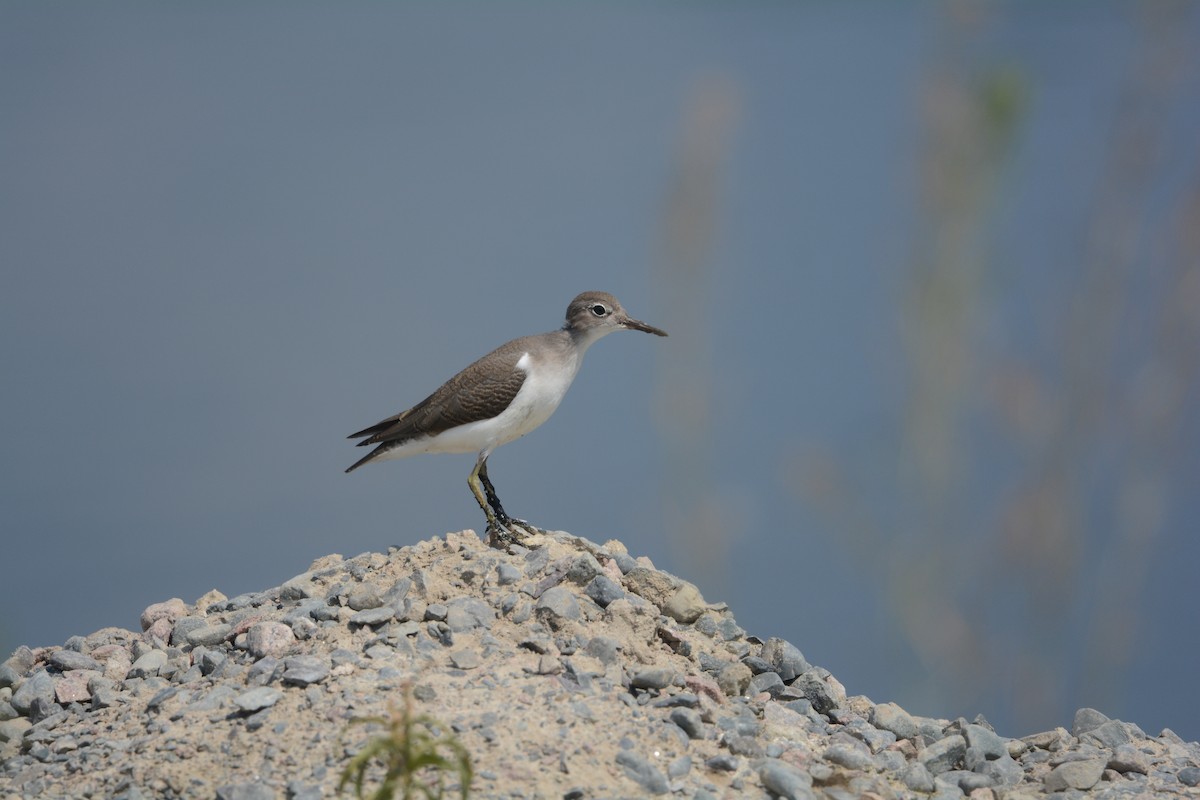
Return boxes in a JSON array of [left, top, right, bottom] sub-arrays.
[[347, 338, 531, 448]]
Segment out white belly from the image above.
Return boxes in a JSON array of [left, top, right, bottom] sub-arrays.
[[375, 350, 580, 460]]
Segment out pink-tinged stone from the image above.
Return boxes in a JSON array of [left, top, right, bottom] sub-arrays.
[[140, 598, 189, 632], [145, 617, 173, 644], [602, 558, 624, 581], [685, 673, 724, 704], [88, 644, 127, 662], [100, 650, 133, 682], [246, 621, 296, 659], [231, 614, 267, 637], [54, 672, 92, 704]]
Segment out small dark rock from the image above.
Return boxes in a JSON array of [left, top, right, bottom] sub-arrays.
[[758, 758, 814, 800], [630, 668, 675, 691], [670, 707, 704, 739], [918, 734, 965, 775], [746, 671, 784, 698], [1178, 767, 1200, 787], [282, 655, 330, 687], [216, 783, 276, 800], [615, 750, 669, 795], [535, 587, 581, 629], [1044, 758, 1106, 791], [583, 575, 625, 608], [48, 650, 102, 673], [760, 637, 810, 682], [705, 754, 739, 772], [1071, 707, 1111, 737], [349, 607, 396, 627]]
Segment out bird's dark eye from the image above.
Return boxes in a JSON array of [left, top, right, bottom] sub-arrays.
[[590, 304, 608, 317]]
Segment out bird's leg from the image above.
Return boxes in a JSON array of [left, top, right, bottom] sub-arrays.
[[470, 453, 526, 546], [468, 452, 504, 530], [474, 456, 544, 544], [477, 459, 511, 522]]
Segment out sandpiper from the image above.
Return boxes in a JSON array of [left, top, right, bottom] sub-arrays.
[[346, 291, 667, 542]]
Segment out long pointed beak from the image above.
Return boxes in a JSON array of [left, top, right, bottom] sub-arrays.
[[619, 315, 668, 337]]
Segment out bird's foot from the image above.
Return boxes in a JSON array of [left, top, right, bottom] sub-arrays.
[[486, 519, 525, 547], [485, 513, 545, 548], [503, 514, 545, 535]]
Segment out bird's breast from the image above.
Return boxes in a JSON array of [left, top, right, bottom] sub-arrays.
[[505, 350, 580, 434]]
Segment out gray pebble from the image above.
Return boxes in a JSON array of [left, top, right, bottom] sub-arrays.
[[824, 743, 874, 771], [1081, 719, 1133, 749], [381, 576, 412, 608], [716, 662, 751, 697], [565, 553, 603, 584], [937, 769, 994, 793], [445, 597, 494, 631], [584, 636, 619, 665], [216, 782, 276, 800], [233, 687, 282, 713], [184, 684, 236, 714], [495, 563, 521, 585], [449, 649, 481, 670], [759, 637, 810, 682], [347, 588, 383, 611], [91, 686, 121, 710], [963, 722, 1007, 759], [146, 685, 180, 710], [726, 733, 764, 757], [615, 751, 669, 795], [290, 616, 319, 640], [0, 717, 32, 743], [871, 701, 918, 740], [187, 623, 233, 648], [758, 758, 814, 800], [668, 754, 692, 779], [630, 668, 675, 691], [423, 603, 448, 621], [349, 606, 396, 627], [199, 649, 228, 676], [670, 707, 704, 739], [282, 655, 330, 687], [790, 671, 837, 714], [663, 584, 707, 624], [1179, 767, 1200, 787], [1106, 743, 1149, 775], [919, 734, 965, 775], [583, 575, 625, 607], [48, 650, 102, 673], [1044, 757, 1106, 791], [247, 656, 282, 685], [0, 664, 21, 690], [286, 782, 322, 800], [847, 721, 896, 753], [875, 749, 907, 772], [746, 671, 784, 698], [980, 753, 1024, 786], [126, 649, 168, 679], [611, 552, 637, 573], [535, 586, 581, 628], [1071, 707, 1111, 737], [741, 656, 772, 674], [11, 670, 56, 715], [705, 754, 739, 772], [901, 762, 935, 792]]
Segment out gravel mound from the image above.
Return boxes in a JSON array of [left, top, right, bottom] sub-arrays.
[[2, 529, 1198, 799]]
